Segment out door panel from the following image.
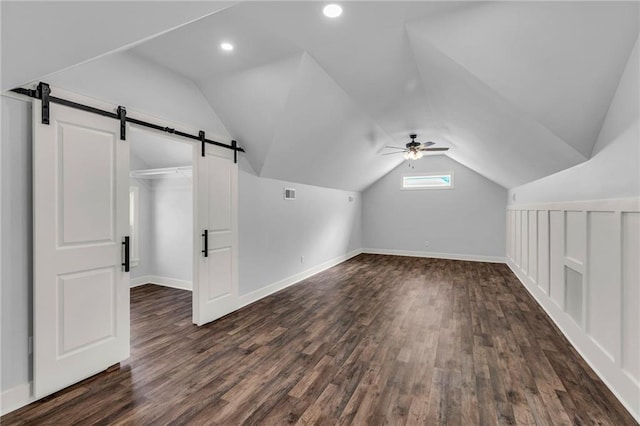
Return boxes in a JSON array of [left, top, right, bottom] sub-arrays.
[[58, 267, 115, 354], [208, 247, 233, 300], [194, 144, 238, 325], [207, 154, 232, 231], [59, 122, 115, 245], [33, 90, 129, 398]]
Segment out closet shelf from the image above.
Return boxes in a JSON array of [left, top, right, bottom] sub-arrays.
[[130, 166, 192, 180]]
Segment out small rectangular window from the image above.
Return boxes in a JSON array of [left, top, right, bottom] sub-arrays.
[[402, 173, 453, 190]]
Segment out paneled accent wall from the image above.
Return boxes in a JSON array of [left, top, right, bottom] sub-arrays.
[[506, 198, 640, 421]]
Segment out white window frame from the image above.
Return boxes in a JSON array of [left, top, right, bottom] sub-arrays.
[[129, 186, 140, 266], [401, 172, 454, 190]]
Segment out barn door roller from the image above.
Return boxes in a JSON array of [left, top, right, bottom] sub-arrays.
[[117, 106, 127, 141], [36, 82, 50, 125], [232, 140, 238, 164]]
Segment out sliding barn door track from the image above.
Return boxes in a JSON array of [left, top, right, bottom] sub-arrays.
[[11, 82, 244, 162]]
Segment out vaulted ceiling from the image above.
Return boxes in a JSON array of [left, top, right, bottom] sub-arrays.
[[131, 1, 638, 190], [3, 1, 638, 191], [1, 1, 235, 90]]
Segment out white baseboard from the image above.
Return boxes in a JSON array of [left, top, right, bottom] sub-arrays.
[[130, 275, 153, 287], [1, 382, 34, 416], [362, 248, 506, 263], [506, 199, 640, 422], [238, 249, 362, 308], [130, 275, 192, 291], [506, 260, 640, 422]]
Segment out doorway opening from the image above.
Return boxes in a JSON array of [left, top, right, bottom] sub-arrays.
[[128, 126, 194, 316]]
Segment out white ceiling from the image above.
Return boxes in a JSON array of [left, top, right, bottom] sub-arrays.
[[131, 1, 638, 190], [129, 127, 193, 169], [3, 1, 637, 191], [411, 2, 639, 158], [0, 1, 236, 90]]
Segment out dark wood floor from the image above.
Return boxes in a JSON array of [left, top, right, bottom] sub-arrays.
[[3, 254, 636, 425]]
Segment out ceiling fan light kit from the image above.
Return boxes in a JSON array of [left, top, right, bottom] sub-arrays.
[[404, 150, 423, 160], [384, 134, 449, 160]]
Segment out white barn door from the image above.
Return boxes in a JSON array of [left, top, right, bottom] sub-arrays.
[[193, 142, 239, 325], [33, 91, 130, 398]]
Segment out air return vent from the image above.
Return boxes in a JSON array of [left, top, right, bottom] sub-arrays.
[[284, 188, 296, 200]]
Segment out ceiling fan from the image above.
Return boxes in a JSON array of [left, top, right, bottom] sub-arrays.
[[384, 134, 449, 160]]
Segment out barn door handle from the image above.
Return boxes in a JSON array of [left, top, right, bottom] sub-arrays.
[[122, 236, 130, 272], [202, 230, 208, 257]]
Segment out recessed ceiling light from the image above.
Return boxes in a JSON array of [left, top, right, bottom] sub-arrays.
[[220, 42, 234, 52], [323, 4, 342, 18]]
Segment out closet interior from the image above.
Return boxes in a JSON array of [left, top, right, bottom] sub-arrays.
[[129, 127, 194, 296]]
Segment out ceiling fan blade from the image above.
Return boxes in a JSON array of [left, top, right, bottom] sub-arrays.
[[384, 146, 408, 150], [421, 147, 449, 151], [382, 151, 405, 155], [421, 141, 435, 147]]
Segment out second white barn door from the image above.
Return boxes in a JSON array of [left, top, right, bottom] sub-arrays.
[[193, 141, 239, 325], [33, 88, 130, 398]]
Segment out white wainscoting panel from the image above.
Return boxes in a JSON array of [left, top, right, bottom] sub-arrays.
[[549, 210, 564, 308], [521, 210, 529, 275], [565, 211, 585, 264], [506, 198, 640, 422], [564, 266, 583, 327], [528, 210, 537, 284], [515, 210, 521, 267], [587, 211, 619, 361], [621, 212, 640, 384], [509, 210, 516, 262], [537, 210, 550, 294]]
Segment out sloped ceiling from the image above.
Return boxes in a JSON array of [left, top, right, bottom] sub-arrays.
[[4, 1, 637, 191], [131, 1, 638, 191], [0, 1, 236, 90], [129, 127, 192, 170], [413, 2, 639, 158]]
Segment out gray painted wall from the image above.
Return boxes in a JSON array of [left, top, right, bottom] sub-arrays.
[[0, 61, 363, 394], [362, 155, 507, 258], [129, 177, 193, 285], [238, 158, 362, 295], [1, 96, 32, 391], [45, 51, 230, 141], [508, 37, 639, 205], [151, 181, 193, 283]]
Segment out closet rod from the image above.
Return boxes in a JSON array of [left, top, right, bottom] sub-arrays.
[[10, 83, 245, 156], [130, 166, 192, 178]]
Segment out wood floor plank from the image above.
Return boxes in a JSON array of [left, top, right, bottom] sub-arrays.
[[2, 254, 637, 425]]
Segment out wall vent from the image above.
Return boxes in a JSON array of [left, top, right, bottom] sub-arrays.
[[284, 188, 296, 200]]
